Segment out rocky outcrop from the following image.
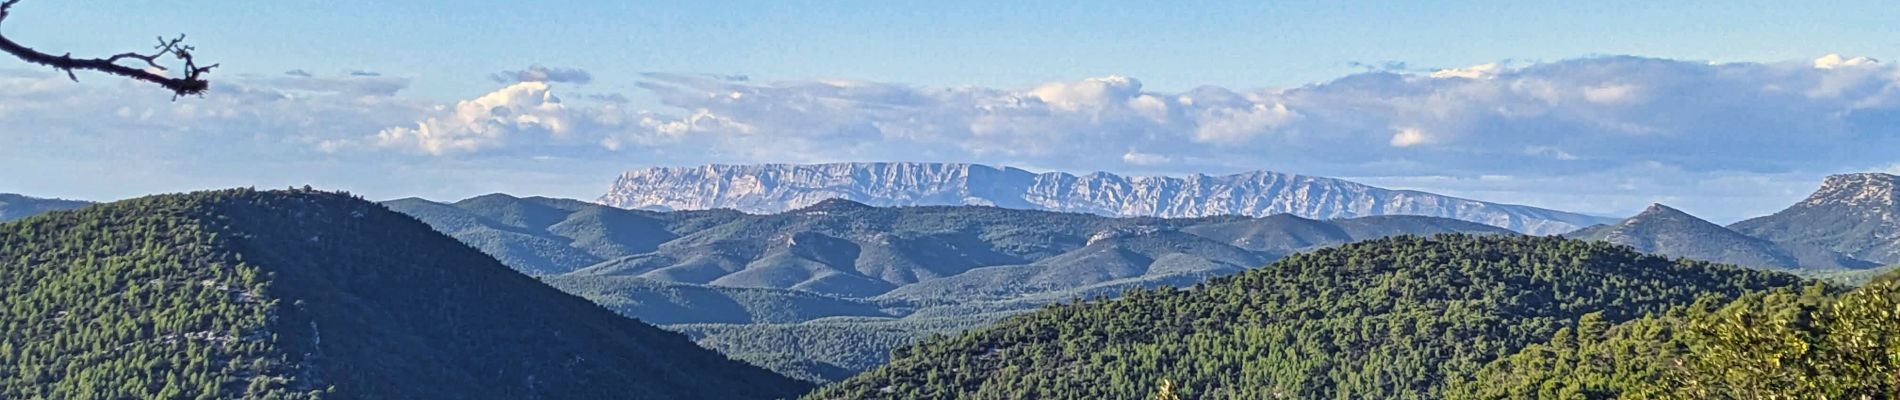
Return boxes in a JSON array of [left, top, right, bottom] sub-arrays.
[[598, 163, 1613, 235]]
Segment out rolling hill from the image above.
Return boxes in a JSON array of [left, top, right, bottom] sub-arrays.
[[0, 193, 91, 222], [390, 194, 1517, 382], [391, 194, 1517, 300], [807, 235, 1804, 399], [0, 189, 808, 399], [1566, 203, 1875, 270], [540, 275, 899, 325]]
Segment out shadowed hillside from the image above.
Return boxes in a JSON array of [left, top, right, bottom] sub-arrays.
[[391, 194, 1518, 382], [0, 189, 809, 399]]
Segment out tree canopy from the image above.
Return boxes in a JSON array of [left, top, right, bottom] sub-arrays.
[[808, 234, 1805, 399]]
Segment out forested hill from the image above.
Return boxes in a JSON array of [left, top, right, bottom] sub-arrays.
[[0, 193, 91, 222], [1450, 266, 1900, 398], [807, 234, 1805, 399], [0, 188, 809, 399], [390, 194, 1517, 382]]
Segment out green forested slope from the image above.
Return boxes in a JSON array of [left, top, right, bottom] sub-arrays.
[[1802, 264, 1900, 286], [1451, 269, 1900, 399], [808, 235, 1804, 399], [541, 275, 898, 324], [0, 191, 311, 399], [674, 314, 1016, 384], [393, 195, 1515, 383], [0, 189, 808, 399]]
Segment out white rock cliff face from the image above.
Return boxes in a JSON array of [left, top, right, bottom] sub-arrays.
[[1803, 173, 1899, 210], [1733, 172, 1900, 264], [597, 162, 1613, 235]]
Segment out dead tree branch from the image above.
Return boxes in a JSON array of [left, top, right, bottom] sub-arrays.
[[0, 0, 217, 97]]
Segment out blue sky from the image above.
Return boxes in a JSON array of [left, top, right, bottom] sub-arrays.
[[3, 1, 1899, 222], [20, 1, 1900, 98]]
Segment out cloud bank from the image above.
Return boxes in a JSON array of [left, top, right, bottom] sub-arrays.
[[6, 55, 1900, 221], [491, 65, 593, 84], [440, 55, 1900, 179]]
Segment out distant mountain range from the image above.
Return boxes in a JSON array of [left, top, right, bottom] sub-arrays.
[[0, 193, 91, 222], [386, 193, 1516, 381], [0, 189, 807, 399], [389, 194, 1514, 299], [1558, 173, 1897, 271], [1732, 173, 1900, 265], [598, 163, 1615, 235], [1566, 203, 1873, 270], [7, 171, 1896, 388]]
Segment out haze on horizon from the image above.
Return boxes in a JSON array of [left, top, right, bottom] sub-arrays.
[[3, 1, 1898, 223]]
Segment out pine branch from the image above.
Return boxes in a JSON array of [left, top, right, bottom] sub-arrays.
[[0, 0, 217, 98]]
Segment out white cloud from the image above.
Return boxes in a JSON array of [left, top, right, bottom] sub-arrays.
[[363, 81, 670, 155], [1814, 54, 1879, 70], [1581, 84, 1640, 104], [572, 56, 1900, 218], [1430, 63, 1504, 79], [0, 69, 451, 198], [11, 54, 1900, 221], [1389, 127, 1431, 147], [373, 82, 575, 154], [1524, 146, 1580, 160], [1028, 75, 1143, 111], [1121, 149, 1172, 166], [1128, 94, 1171, 122], [492, 65, 593, 84], [1192, 102, 1299, 144], [380, 57, 1900, 189]]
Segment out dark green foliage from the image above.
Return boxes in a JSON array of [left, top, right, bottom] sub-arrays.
[[0, 191, 318, 399], [1801, 264, 1900, 286], [0, 188, 809, 399], [675, 314, 1014, 384], [541, 275, 898, 324], [1444, 299, 1729, 399], [1668, 280, 1900, 398], [0, 193, 92, 222], [1453, 262, 1900, 399], [808, 235, 1803, 399]]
